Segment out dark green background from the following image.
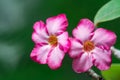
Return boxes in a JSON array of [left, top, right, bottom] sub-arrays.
[[0, 0, 120, 80]]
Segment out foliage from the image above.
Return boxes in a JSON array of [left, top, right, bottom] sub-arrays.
[[94, 0, 120, 25]]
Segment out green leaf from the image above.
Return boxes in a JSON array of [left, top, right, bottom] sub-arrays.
[[101, 64, 120, 80], [94, 0, 120, 25]]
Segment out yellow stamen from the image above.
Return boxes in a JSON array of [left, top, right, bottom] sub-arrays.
[[83, 40, 95, 52], [48, 35, 58, 46]]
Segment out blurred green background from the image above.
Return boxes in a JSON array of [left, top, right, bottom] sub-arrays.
[[0, 0, 120, 80]]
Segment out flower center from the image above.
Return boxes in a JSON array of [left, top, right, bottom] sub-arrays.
[[48, 35, 58, 46], [83, 40, 95, 52]]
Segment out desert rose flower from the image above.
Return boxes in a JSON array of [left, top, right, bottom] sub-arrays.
[[30, 14, 70, 69], [69, 19, 116, 73]]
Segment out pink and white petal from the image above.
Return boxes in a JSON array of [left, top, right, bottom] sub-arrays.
[[32, 21, 49, 44], [72, 19, 94, 42], [32, 32, 48, 44], [30, 44, 51, 64], [92, 47, 112, 70], [47, 46, 65, 69], [72, 52, 93, 73], [46, 14, 68, 35], [33, 20, 45, 33], [69, 38, 83, 58], [57, 32, 70, 52], [91, 28, 116, 47]]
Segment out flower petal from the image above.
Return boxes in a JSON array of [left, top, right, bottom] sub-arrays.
[[91, 28, 116, 48], [72, 19, 94, 43], [57, 32, 70, 52], [72, 52, 93, 73], [32, 21, 49, 44], [92, 47, 112, 70], [69, 38, 83, 58], [33, 20, 45, 33], [46, 14, 68, 35], [30, 44, 51, 64], [47, 45, 65, 69]]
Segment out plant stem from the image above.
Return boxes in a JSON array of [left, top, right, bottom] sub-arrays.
[[87, 69, 104, 80], [111, 46, 120, 59]]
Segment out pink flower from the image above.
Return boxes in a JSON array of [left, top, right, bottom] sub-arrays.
[[69, 19, 116, 73], [30, 14, 70, 69]]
